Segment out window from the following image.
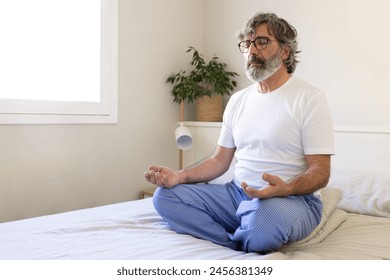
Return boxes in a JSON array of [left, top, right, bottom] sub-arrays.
[[0, 0, 118, 124]]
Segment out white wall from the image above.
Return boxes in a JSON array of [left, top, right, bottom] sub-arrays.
[[202, 0, 390, 128], [0, 0, 203, 222]]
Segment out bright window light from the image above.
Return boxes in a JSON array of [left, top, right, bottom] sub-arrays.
[[0, 0, 100, 102], [0, 0, 117, 124]]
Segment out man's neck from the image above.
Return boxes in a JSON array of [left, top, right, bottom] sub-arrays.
[[257, 68, 291, 93]]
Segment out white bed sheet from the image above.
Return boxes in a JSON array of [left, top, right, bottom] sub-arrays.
[[1, 197, 389, 260]]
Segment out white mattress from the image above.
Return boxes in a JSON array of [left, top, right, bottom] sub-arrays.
[[1, 195, 389, 260]]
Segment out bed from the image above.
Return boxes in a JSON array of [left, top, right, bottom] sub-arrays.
[[0, 167, 389, 260]]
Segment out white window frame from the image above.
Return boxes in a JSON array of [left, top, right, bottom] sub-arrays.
[[0, 0, 118, 124]]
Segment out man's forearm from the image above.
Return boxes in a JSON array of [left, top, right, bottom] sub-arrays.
[[286, 165, 330, 196], [285, 154, 331, 195], [179, 145, 235, 185], [179, 156, 229, 184]]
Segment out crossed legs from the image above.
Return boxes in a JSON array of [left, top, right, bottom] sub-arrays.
[[153, 182, 322, 253]]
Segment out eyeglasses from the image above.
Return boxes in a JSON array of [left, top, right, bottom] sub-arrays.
[[238, 36, 273, 53]]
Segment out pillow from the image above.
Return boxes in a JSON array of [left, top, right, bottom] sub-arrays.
[[327, 169, 390, 218], [280, 188, 347, 251]]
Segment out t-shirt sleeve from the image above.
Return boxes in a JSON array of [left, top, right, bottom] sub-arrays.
[[302, 92, 335, 155], [218, 96, 236, 149]]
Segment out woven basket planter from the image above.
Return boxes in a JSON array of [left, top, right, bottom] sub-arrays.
[[195, 95, 223, 122]]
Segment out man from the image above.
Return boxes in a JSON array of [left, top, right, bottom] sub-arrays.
[[144, 12, 334, 253]]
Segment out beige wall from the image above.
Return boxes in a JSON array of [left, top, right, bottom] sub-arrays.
[[0, 0, 203, 222]]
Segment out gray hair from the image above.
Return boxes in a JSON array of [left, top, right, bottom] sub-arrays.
[[238, 12, 300, 74]]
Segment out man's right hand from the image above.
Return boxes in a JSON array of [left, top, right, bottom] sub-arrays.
[[144, 165, 183, 188]]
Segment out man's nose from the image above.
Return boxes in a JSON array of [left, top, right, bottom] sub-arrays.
[[248, 42, 258, 55]]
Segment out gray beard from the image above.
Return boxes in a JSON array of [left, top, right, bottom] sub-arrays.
[[246, 52, 283, 82]]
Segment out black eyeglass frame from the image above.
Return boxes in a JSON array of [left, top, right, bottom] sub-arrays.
[[238, 36, 273, 53]]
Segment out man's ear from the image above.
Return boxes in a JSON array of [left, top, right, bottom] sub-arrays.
[[282, 45, 291, 60]]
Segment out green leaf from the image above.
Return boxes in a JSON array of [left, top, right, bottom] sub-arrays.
[[165, 46, 239, 104]]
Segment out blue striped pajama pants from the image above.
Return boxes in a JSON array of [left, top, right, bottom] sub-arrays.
[[153, 181, 322, 253]]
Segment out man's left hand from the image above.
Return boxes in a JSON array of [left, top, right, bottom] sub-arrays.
[[241, 173, 290, 199]]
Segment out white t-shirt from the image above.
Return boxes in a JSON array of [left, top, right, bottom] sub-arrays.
[[218, 76, 335, 189]]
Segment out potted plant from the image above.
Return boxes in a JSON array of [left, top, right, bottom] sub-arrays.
[[166, 47, 238, 122]]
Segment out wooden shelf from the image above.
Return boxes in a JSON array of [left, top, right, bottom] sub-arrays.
[[139, 187, 157, 199]]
